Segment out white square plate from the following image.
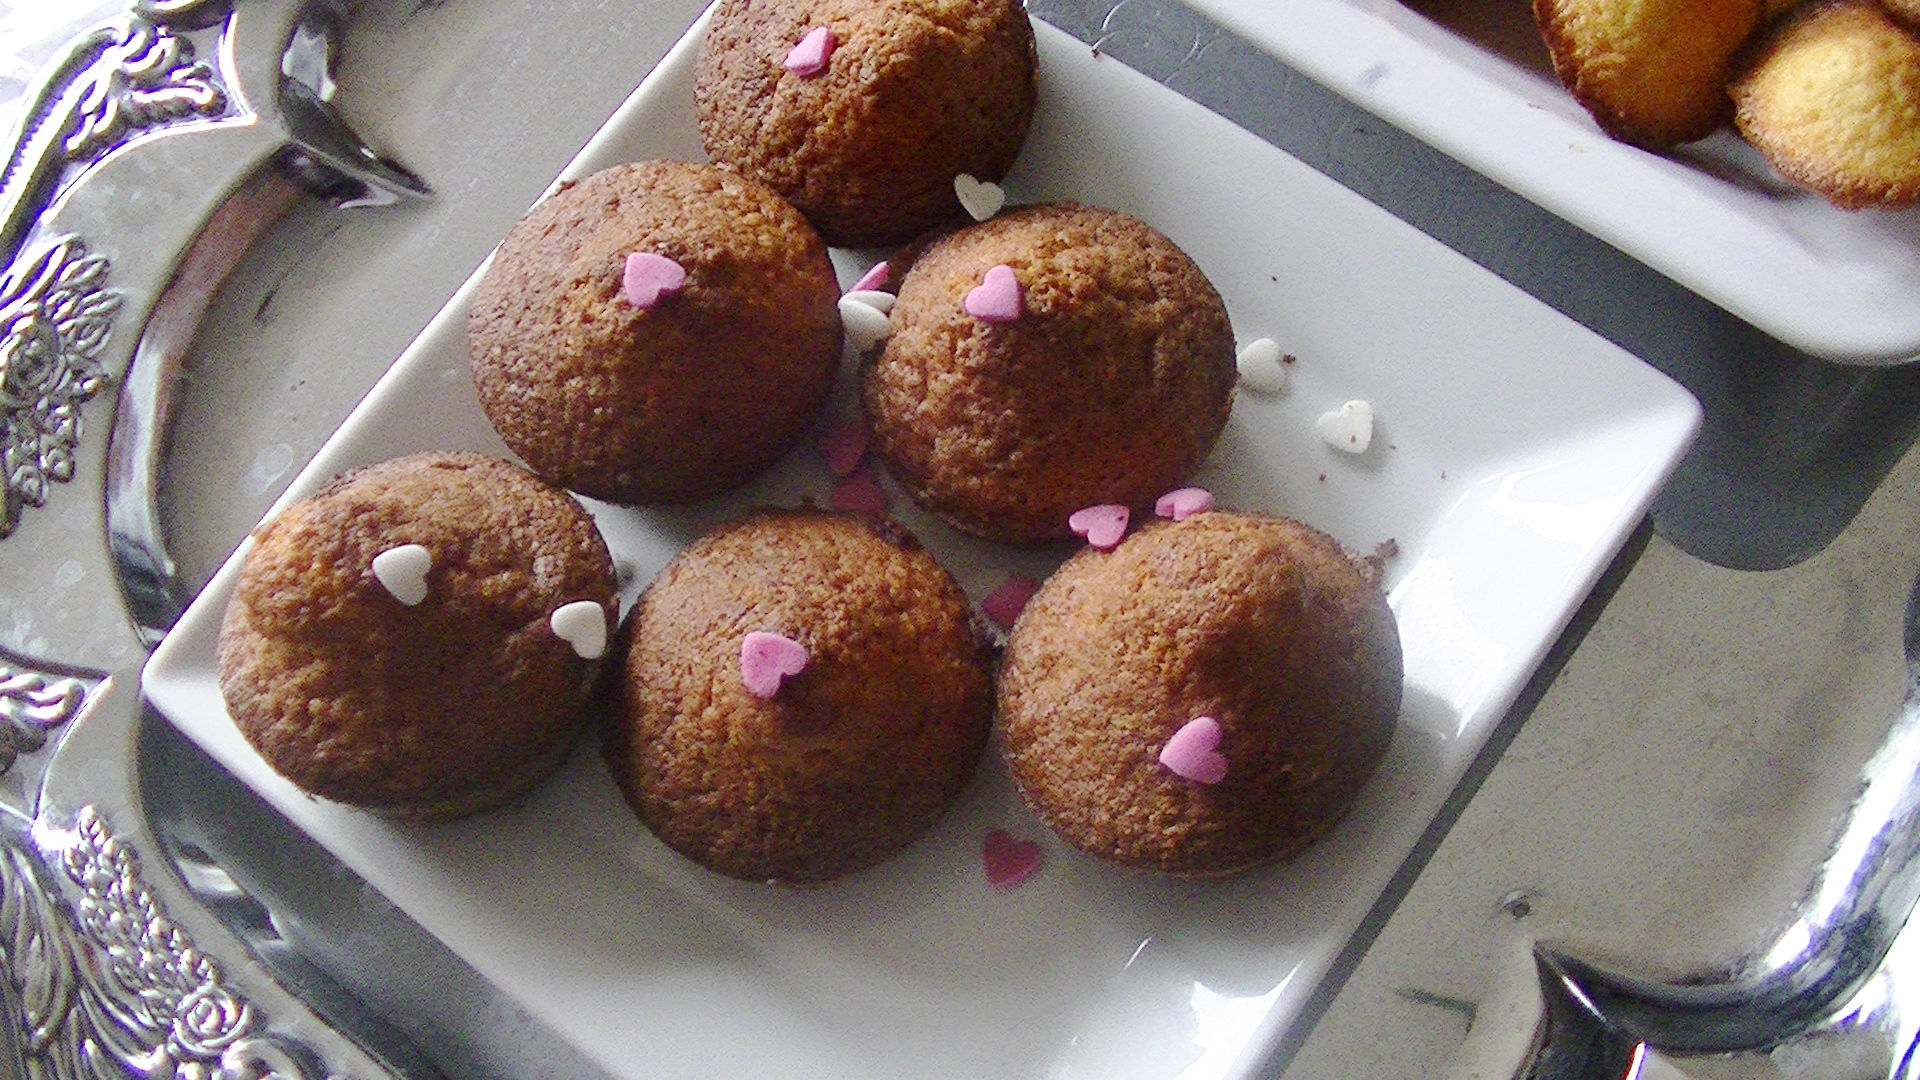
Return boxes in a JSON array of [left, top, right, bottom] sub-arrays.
[[144, 12, 1700, 1080], [1180, 0, 1920, 365]]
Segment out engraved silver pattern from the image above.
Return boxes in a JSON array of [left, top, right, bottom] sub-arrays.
[[0, 805, 329, 1080], [62, 21, 227, 165], [0, 14, 228, 238], [0, 665, 91, 776], [0, 235, 121, 539], [0, 1, 227, 543], [131, 0, 234, 21]]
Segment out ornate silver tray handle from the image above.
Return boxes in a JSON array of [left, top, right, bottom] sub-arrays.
[[8, 804, 302, 1079], [1526, 573, 1920, 1080], [0, 0, 226, 543], [0, 1, 434, 1076], [1, 667, 437, 1079], [0, 0, 427, 675]]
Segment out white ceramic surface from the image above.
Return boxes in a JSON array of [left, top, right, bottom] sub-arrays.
[[1180, 0, 1920, 366], [143, 15, 1701, 1080]]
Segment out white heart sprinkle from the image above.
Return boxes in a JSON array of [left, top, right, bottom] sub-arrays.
[[841, 289, 895, 313], [371, 544, 432, 606], [1317, 399, 1374, 454], [550, 600, 608, 660], [1236, 338, 1289, 394], [839, 296, 892, 351], [953, 173, 1006, 221]]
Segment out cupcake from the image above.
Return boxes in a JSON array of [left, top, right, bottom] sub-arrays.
[[608, 509, 995, 884], [695, 0, 1038, 247], [216, 452, 618, 820], [467, 160, 841, 505], [861, 203, 1237, 544], [997, 510, 1402, 877]]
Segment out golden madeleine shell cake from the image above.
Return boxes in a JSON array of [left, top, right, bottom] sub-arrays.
[[216, 452, 619, 820], [1534, 0, 1765, 148], [1730, 0, 1920, 209], [1882, 0, 1920, 26], [996, 511, 1403, 878]]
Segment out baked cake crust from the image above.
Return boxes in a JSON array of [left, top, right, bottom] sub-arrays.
[[1731, 0, 1920, 209], [468, 160, 841, 505], [695, 0, 1038, 247], [216, 452, 618, 819], [997, 511, 1402, 877], [608, 510, 995, 885], [861, 203, 1237, 545]]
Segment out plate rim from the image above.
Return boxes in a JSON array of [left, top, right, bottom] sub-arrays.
[[1179, 0, 1920, 366]]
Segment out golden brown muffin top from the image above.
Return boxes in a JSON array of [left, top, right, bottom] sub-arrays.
[[695, 0, 1037, 247], [609, 509, 994, 885], [216, 452, 617, 819], [861, 203, 1237, 545], [997, 511, 1402, 877], [467, 160, 841, 505]]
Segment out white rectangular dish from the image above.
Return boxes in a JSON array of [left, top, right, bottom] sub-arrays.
[[143, 12, 1701, 1080], [1180, 0, 1920, 366]]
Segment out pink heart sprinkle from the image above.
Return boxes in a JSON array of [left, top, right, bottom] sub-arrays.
[[740, 631, 808, 698], [1160, 716, 1228, 784], [963, 264, 1022, 323], [983, 828, 1041, 889], [1154, 487, 1215, 521], [784, 26, 835, 76], [981, 574, 1041, 629], [1067, 504, 1129, 549], [623, 252, 687, 308], [831, 466, 889, 515], [818, 419, 868, 478], [851, 260, 889, 293]]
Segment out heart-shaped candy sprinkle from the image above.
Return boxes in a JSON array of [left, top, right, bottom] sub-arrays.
[[1160, 716, 1228, 784], [1236, 338, 1290, 393], [818, 419, 868, 478], [549, 600, 608, 660], [1154, 487, 1214, 522], [1316, 399, 1374, 454], [830, 466, 889, 515], [981, 574, 1041, 629], [841, 288, 895, 314], [740, 631, 808, 698], [983, 828, 1040, 888], [851, 260, 890, 292], [371, 544, 431, 606], [784, 26, 835, 76], [963, 264, 1022, 323], [838, 294, 893, 351], [623, 252, 687, 309], [1067, 503, 1129, 550], [953, 173, 1007, 221]]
